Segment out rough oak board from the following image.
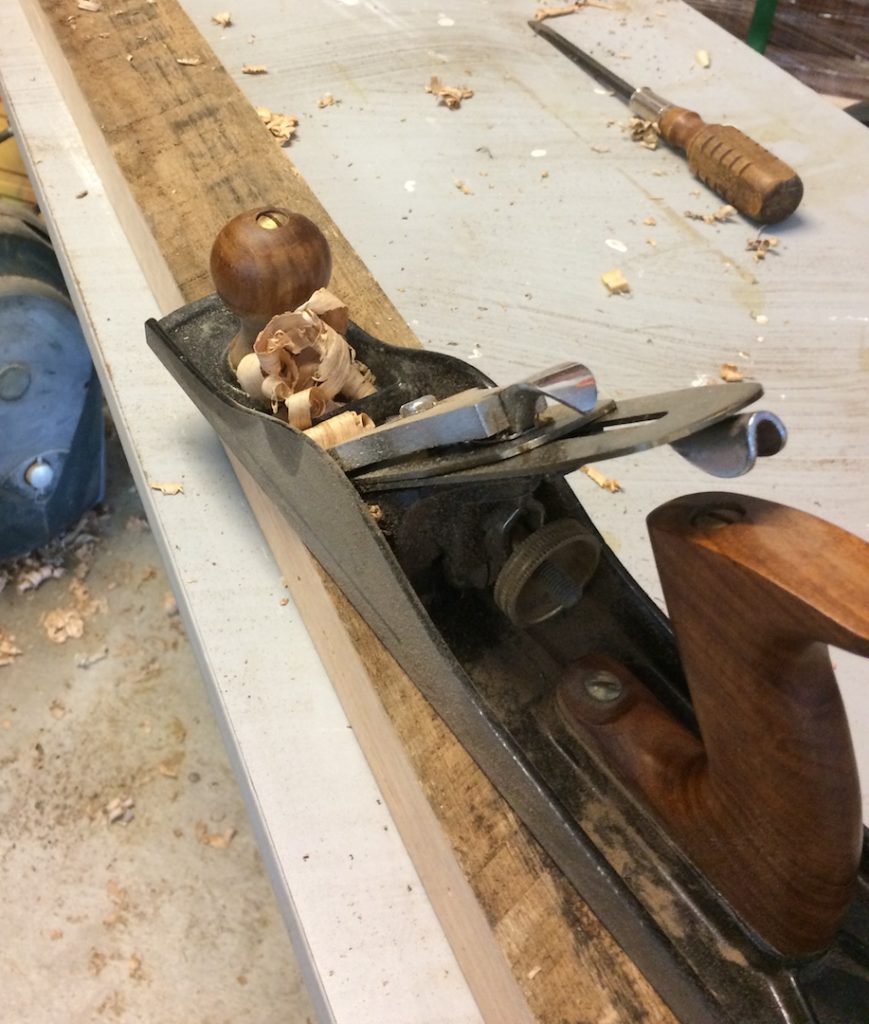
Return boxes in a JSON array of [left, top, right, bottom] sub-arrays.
[[30, 0, 675, 1020]]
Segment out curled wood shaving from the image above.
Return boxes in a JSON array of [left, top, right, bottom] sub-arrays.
[[719, 362, 744, 383], [256, 106, 298, 145], [685, 204, 736, 224], [304, 411, 375, 449], [317, 93, 339, 108], [42, 609, 84, 644], [581, 465, 623, 492], [211, 11, 232, 26], [454, 179, 474, 195], [0, 631, 22, 667], [628, 117, 660, 149], [747, 236, 779, 261], [241, 64, 268, 75], [149, 481, 184, 495], [175, 57, 202, 67], [426, 76, 474, 110], [532, 0, 613, 17], [17, 564, 65, 594], [251, 290, 376, 421], [601, 268, 630, 295], [643, 216, 656, 226]]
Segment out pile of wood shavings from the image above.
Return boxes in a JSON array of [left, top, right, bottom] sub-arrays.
[[0, 508, 103, 596], [256, 106, 298, 144], [747, 236, 779, 261], [628, 117, 660, 150], [685, 204, 736, 224], [426, 76, 474, 110]]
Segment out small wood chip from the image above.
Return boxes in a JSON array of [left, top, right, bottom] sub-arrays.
[[77, 0, 102, 10], [581, 465, 623, 492], [211, 11, 232, 27], [719, 362, 744, 383], [49, 699, 68, 719], [425, 76, 474, 110], [241, 64, 268, 75], [104, 795, 135, 825], [0, 631, 22, 667], [532, 0, 613, 18], [317, 93, 339, 108], [601, 268, 630, 295], [256, 106, 299, 145], [454, 179, 474, 195], [642, 216, 656, 226], [696, 49, 711, 68], [148, 481, 184, 495], [76, 646, 109, 669], [685, 204, 736, 224], [195, 820, 237, 849], [49, 929, 64, 940], [590, 144, 610, 154], [176, 57, 202, 67], [747, 236, 779, 261]]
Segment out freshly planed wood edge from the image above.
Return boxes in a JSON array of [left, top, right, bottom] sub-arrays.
[[228, 453, 535, 1024], [24, 0, 676, 1020]]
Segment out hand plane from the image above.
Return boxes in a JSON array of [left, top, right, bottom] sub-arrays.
[[145, 208, 869, 1024]]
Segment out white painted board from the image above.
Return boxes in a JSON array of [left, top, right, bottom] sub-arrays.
[[182, 0, 869, 813]]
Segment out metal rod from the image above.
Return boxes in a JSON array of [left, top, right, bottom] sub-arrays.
[[528, 20, 635, 101]]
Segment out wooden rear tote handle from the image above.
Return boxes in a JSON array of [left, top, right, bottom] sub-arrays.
[[563, 493, 869, 957]]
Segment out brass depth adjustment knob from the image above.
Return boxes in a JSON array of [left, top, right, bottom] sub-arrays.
[[210, 207, 332, 369]]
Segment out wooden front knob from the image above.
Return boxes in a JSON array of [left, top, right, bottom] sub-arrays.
[[210, 207, 332, 367]]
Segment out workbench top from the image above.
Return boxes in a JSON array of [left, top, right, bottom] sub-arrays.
[[3, 1, 867, 1021]]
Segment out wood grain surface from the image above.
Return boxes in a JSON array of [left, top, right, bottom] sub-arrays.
[[30, 0, 676, 1019]]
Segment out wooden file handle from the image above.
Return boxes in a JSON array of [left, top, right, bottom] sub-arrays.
[[562, 493, 869, 956], [659, 107, 804, 224]]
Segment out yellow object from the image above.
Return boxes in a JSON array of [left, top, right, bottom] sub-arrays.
[[0, 100, 38, 208]]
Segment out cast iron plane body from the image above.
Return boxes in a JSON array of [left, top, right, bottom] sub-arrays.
[[146, 297, 868, 1024]]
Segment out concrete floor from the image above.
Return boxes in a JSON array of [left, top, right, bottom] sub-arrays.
[[0, 424, 315, 1024]]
